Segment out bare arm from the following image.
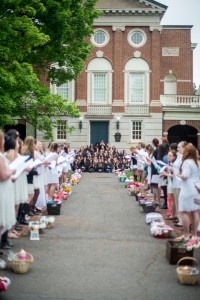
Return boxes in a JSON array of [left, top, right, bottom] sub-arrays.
[[0, 157, 15, 181]]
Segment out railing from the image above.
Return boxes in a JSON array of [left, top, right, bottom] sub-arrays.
[[160, 95, 200, 107], [125, 105, 149, 115], [87, 105, 112, 115]]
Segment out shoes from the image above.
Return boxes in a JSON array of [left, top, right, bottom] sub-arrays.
[[19, 219, 29, 225], [174, 223, 183, 227], [173, 219, 179, 224], [15, 225, 23, 231], [160, 204, 168, 209], [184, 237, 200, 250], [165, 216, 177, 221], [0, 243, 12, 250], [8, 232, 19, 239]]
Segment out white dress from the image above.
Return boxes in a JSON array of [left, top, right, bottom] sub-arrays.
[[14, 171, 29, 204], [46, 152, 59, 184], [0, 153, 16, 232], [179, 159, 200, 212], [35, 152, 47, 208]]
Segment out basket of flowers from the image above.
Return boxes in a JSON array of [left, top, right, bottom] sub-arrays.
[[40, 216, 55, 229], [8, 250, 34, 274], [150, 221, 173, 238], [141, 202, 158, 213], [70, 178, 78, 186], [47, 200, 62, 215], [176, 257, 199, 285]]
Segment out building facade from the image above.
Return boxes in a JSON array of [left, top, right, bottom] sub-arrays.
[[40, 0, 200, 150]]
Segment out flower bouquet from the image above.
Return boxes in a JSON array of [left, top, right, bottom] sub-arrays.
[[70, 178, 78, 186], [40, 216, 55, 229], [0, 276, 11, 292], [150, 221, 173, 238]]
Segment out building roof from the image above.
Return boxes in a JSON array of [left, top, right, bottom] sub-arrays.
[[96, 0, 167, 11], [162, 25, 193, 29]]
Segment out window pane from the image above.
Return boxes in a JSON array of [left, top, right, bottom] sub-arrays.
[[94, 31, 106, 45], [131, 32, 143, 45], [93, 73, 106, 102], [57, 120, 67, 140], [130, 74, 144, 103], [56, 82, 69, 99], [132, 121, 142, 140]]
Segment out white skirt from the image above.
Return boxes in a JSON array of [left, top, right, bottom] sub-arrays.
[[46, 167, 59, 184], [14, 171, 28, 204]]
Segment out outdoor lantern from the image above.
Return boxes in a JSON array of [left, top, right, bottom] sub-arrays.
[[79, 117, 83, 132]]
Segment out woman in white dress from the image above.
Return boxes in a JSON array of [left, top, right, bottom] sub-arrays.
[[171, 141, 188, 227], [6, 130, 28, 231], [0, 132, 16, 243], [176, 144, 200, 241], [45, 143, 60, 199], [35, 141, 47, 209]]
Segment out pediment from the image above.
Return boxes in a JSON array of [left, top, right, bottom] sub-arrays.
[[96, 0, 167, 11]]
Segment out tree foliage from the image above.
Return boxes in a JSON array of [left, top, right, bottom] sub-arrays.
[[0, 0, 100, 139]]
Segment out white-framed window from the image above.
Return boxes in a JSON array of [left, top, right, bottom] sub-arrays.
[[52, 81, 75, 102], [130, 73, 144, 103], [93, 73, 107, 103], [87, 58, 112, 105], [91, 29, 109, 47], [124, 58, 150, 105], [55, 82, 69, 99], [132, 121, 142, 140], [56, 120, 67, 140], [128, 29, 147, 48]]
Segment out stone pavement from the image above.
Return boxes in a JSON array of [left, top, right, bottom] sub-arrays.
[[1, 173, 200, 300]]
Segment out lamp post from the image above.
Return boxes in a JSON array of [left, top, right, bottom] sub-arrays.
[[114, 116, 121, 142]]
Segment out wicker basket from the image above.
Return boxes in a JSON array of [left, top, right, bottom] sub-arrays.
[[141, 203, 158, 213], [9, 253, 34, 274], [176, 257, 199, 285]]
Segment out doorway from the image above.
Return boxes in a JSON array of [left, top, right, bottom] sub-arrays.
[[168, 125, 197, 147], [4, 123, 26, 140], [90, 121, 109, 145]]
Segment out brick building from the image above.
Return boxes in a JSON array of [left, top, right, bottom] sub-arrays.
[[11, 0, 200, 149]]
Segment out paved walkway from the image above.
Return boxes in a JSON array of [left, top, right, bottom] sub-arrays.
[[2, 173, 200, 300]]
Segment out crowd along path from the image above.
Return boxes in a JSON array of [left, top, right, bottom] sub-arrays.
[[2, 173, 200, 300]]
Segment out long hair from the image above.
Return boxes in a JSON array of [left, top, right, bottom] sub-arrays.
[[0, 131, 4, 152], [180, 144, 198, 173], [50, 142, 59, 153], [4, 134, 16, 152], [21, 136, 35, 158], [157, 143, 169, 160]]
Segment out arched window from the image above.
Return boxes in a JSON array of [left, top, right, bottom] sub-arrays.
[[87, 58, 112, 104], [124, 58, 150, 105], [164, 74, 177, 95]]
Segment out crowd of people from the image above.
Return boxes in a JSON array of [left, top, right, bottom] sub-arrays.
[[0, 130, 74, 257], [0, 129, 200, 266], [129, 138, 200, 244], [72, 141, 130, 173]]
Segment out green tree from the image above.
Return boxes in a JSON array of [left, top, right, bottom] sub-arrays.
[[193, 83, 198, 95], [0, 0, 99, 139]]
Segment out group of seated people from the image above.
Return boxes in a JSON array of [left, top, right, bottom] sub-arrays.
[[72, 141, 130, 173]]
